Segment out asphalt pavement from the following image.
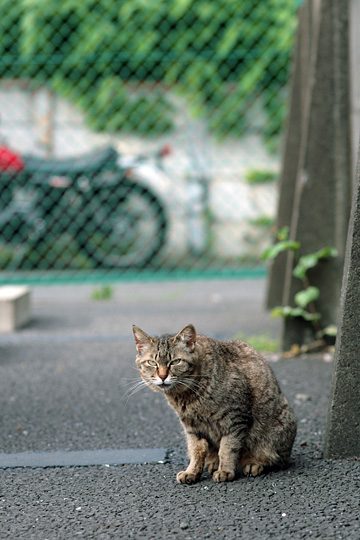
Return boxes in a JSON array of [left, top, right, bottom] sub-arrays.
[[0, 279, 359, 539]]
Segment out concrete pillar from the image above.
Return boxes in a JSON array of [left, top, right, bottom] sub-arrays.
[[266, 3, 314, 309], [270, 0, 353, 349], [324, 146, 360, 458], [350, 0, 360, 179]]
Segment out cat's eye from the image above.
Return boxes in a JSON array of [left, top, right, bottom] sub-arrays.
[[170, 358, 183, 366], [146, 360, 158, 368]]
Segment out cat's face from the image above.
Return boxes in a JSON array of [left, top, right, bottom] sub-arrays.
[[132, 324, 198, 393]]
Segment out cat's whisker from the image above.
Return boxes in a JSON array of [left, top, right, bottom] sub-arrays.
[[181, 377, 203, 390], [174, 379, 202, 398], [126, 384, 149, 400], [123, 388, 147, 406], [122, 380, 150, 404], [185, 374, 210, 378], [123, 379, 146, 391]]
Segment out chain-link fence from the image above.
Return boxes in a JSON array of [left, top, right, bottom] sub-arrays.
[[0, 0, 297, 283]]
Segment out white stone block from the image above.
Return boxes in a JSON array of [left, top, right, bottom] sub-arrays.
[[0, 286, 31, 333]]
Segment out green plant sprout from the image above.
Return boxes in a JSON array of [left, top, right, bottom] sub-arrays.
[[91, 285, 114, 301], [262, 227, 338, 340], [249, 215, 275, 228], [233, 333, 279, 353], [245, 169, 278, 185]]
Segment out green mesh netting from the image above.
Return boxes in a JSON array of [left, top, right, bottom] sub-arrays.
[[0, 0, 297, 282]]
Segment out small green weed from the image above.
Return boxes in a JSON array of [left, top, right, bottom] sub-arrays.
[[262, 226, 337, 340], [249, 215, 275, 228], [245, 169, 278, 185], [91, 285, 114, 301], [233, 333, 279, 353]]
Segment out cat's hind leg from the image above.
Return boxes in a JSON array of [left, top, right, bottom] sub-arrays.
[[239, 448, 279, 477], [240, 460, 264, 477], [242, 405, 297, 477]]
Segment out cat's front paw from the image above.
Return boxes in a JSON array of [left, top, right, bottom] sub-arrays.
[[176, 470, 200, 484], [212, 469, 235, 483]]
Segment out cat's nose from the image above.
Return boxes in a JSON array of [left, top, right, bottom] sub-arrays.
[[157, 367, 169, 381]]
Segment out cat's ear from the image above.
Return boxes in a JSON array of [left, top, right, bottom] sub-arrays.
[[132, 325, 153, 354], [175, 324, 196, 352]]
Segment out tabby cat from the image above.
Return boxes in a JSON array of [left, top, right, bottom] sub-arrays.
[[132, 324, 297, 484]]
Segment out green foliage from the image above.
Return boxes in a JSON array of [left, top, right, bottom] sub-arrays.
[[0, 0, 297, 137], [249, 215, 275, 228], [293, 247, 338, 279], [245, 169, 278, 185], [233, 333, 279, 353], [91, 285, 114, 301], [261, 240, 300, 261], [264, 227, 337, 331], [320, 325, 337, 338], [294, 286, 320, 308], [272, 282, 322, 321], [271, 306, 320, 322], [52, 76, 174, 135], [276, 226, 290, 241], [262, 224, 302, 260]]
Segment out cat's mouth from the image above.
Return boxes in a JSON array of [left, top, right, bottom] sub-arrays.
[[153, 380, 174, 391]]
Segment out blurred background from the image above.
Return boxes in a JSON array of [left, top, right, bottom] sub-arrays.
[[0, 0, 299, 283]]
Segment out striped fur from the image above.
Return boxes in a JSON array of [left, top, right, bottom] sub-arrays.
[[133, 324, 297, 484]]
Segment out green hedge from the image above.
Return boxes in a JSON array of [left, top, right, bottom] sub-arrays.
[[0, 0, 297, 139]]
